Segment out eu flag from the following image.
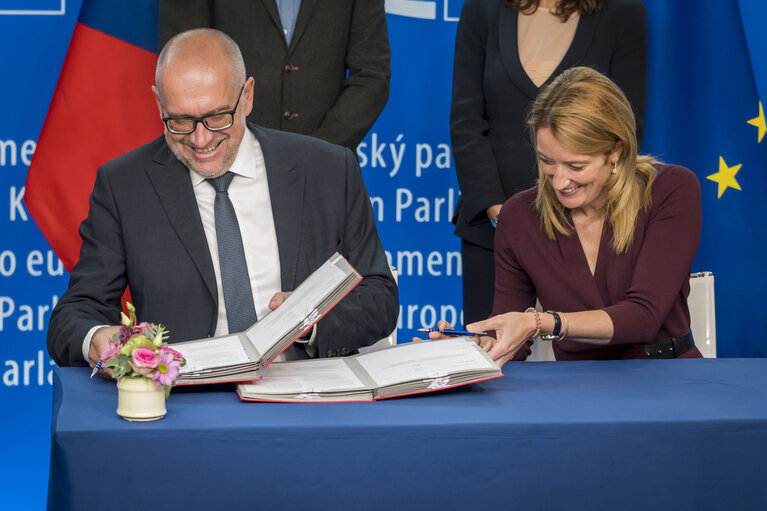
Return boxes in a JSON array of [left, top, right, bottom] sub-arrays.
[[643, 0, 767, 357], [25, 0, 161, 272]]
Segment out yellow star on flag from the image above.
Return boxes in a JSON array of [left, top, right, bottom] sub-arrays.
[[707, 156, 742, 198], [747, 101, 766, 143]]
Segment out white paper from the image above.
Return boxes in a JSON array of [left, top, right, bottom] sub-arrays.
[[244, 258, 348, 353], [176, 336, 250, 374], [356, 338, 497, 388], [240, 358, 367, 393]]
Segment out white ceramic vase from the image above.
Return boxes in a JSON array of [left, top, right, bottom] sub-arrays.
[[116, 377, 167, 421]]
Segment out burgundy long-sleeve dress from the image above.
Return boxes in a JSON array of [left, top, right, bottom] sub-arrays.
[[493, 164, 703, 360]]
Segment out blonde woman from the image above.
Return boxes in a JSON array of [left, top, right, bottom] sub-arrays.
[[439, 67, 702, 365]]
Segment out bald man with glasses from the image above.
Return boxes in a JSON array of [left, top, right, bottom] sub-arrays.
[[47, 29, 398, 373]]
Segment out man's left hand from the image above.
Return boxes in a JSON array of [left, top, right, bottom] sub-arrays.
[[268, 292, 314, 340], [268, 292, 291, 310]]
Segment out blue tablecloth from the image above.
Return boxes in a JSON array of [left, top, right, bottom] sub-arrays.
[[48, 359, 767, 510]]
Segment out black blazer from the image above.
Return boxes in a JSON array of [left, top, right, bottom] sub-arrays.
[[450, 0, 647, 249], [159, 0, 391, 151], [48, 124, 398, 366]]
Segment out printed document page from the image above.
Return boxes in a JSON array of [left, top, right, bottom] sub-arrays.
[[356, 338, 497, 388], [176, 336, 251, 374], [240, 358, 367, 393], [245, 261, 348, 354]]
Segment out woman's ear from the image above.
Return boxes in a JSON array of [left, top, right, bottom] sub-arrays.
[[611, 141, 624, 162]]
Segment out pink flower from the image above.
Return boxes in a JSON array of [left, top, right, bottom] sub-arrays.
[[160, 346, 185, 361], [131, 348, 159, 377], [100, 343, 120, 361], [152, 352, 181, 386]]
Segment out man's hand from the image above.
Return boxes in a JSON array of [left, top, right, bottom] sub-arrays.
[[88, 326, 120, 380], [268, 291, 313, 339], [268, 292, 292, 311]]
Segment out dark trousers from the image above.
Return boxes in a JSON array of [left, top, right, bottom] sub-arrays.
[[461, 239, 495, 326]]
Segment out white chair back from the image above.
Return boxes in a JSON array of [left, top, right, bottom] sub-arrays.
[[688, 272, 717, 358]]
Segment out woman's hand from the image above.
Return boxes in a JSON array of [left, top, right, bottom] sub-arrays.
[[411, 320, 456, 342], [467, 312, 537, 366], [412, 320, 497, 351]]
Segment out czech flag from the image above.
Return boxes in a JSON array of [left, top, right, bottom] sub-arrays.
[[25, 0, 162, 272]]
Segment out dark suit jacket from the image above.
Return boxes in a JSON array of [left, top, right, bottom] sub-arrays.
[[48, 124, 398, 367], [159, 0, 391, 151], [450, 0, 647, 249]]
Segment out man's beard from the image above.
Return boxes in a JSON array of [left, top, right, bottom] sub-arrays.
[[168, 135, 237, 178]]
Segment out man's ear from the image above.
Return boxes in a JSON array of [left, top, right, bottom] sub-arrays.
[[242, 77, 255, 117], [151, 85, 164, 117]]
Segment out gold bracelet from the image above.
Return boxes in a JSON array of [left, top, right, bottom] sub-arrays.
[[558, 312, 569, 341], [524, 307, 541, 340]]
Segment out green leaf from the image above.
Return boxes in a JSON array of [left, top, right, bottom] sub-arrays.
[[106, 354, 132, 379]]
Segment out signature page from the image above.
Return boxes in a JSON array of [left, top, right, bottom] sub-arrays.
[[355, 338, 498, 388], [240, 358, 367, 393]]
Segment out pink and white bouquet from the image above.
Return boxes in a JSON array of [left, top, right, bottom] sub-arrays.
[[102, 303, 186, 397]]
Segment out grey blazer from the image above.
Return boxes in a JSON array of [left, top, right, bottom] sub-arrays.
[[159, 0, 391, 151], [47, 124, 398, 366]]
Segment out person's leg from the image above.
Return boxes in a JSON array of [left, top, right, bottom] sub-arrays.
[[461, 239, 495, 326]]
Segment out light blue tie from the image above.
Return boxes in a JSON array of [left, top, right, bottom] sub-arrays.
[[207, 172, 258, 332]]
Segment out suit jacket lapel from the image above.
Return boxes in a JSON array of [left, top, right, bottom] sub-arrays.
[[252, 124, 304, 290], [288, 0, 318, 53], [553, 10, 600, 78], [498, 6, 539, 100], [498, 6, 601, 97], [260, 0, 286, 45], [146, 145, 218, 301]]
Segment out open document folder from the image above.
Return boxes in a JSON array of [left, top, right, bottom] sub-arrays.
[[236, 337, 503, 402], [172, 253, 361, 385]]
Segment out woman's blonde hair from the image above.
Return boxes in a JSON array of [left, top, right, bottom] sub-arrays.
[[529, 66, 657, 253]]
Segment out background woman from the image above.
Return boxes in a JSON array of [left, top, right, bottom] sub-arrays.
[[450, 0, 647, 325]]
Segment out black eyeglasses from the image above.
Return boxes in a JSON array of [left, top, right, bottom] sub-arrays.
[[161, 83, 245, 135]]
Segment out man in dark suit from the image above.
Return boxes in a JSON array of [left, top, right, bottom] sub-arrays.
[[159, 0, 390, 152], [47, 28, 398, 373]]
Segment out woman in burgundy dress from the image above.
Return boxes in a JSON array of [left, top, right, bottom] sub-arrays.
[[438, 67, 702, 365]]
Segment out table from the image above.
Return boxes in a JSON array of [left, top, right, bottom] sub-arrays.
[[48, 359, 767, 510]]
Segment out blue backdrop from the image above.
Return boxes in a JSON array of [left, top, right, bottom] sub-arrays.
[[1, 1, 765, 508]]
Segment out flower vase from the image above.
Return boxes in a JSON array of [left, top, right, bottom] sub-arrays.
[[116, 377, 166, 421]]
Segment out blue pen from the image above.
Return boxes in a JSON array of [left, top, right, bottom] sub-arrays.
[[90, 360, 102, 379], [417, 328, 488, 337]]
